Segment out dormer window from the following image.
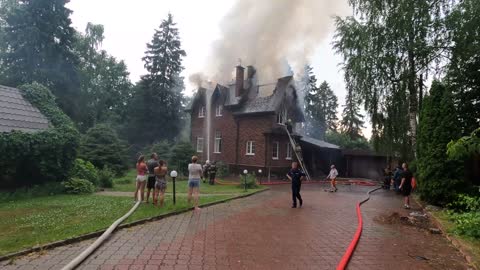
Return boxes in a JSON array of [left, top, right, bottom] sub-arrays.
[[198, 106, 205, 118], [215, 105, 223, 117], [277, 107, 287, 124]]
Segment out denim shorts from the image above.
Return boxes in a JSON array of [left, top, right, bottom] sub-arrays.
[[188, 178, 200, 188]]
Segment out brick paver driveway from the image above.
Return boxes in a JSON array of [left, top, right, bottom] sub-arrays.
[[1, 184, 470, 270]]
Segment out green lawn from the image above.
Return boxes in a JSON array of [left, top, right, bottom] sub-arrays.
[[111, 169, 245, 194], [0, 189, 263, 256], [431, 210, 480, 269]]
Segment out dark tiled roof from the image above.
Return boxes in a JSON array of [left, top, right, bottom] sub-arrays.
[[0, 85, 49, 133], [234, 95, 276, 114], [300, 136, 340, 149]]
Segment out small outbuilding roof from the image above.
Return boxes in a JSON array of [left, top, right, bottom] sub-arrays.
[[0, 85, 49, 133], [300, 136, 340, 149]]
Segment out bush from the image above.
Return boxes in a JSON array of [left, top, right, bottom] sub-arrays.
[[70, 159, 99, 186], [170, 141, 195, 176], [238, 173, 258, 189], [79, 124, 129, 176], [143, 140, 172, 162], [447, 194, 480, 212], [63, 178, 95, 194], [417, 82, 466, 206], [216, 161, 229, 178], [449, 212, 480, 239], [0, 182, 66, 202], [98, 167, 115, 188], [0, 83, 79, 188]]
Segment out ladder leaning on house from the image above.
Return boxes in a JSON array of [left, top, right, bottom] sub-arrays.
[[283, 125, 311, 181]]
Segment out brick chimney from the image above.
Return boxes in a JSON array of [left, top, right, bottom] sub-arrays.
[[235, 65, 244, 97]]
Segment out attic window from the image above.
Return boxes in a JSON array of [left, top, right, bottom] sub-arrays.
[[198, 106, 205, 118], [215, 105, 223, 116], [277, 106, 287, 124]]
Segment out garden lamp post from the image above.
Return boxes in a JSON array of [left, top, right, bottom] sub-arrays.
[[258, 169, 262, 184], [243, 169, 248, 191], [170, 170, 178, 205]]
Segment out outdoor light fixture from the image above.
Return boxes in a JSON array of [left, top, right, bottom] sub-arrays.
[[258, 169, 262, 184], [170, 170, 178, 205], [243, 169, 248, 191]]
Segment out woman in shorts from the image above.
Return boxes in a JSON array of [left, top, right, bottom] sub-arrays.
[[188, 156, 203, 210], [134, 155, 148, 202], [153, 160, 168, 207]]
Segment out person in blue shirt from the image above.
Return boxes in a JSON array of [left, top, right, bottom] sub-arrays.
[[287, 161, 306, 208]]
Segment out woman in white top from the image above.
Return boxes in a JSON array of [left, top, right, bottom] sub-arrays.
[[327, 165, 339, 192], [188, 156, 203, 210]]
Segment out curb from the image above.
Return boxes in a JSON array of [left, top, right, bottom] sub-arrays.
[[0, 188, 269, 262], [413, 197, 478, 270]]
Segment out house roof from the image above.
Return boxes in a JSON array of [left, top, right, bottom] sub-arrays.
[[300, 136, 340, 149], [0, 85, 49, 133]]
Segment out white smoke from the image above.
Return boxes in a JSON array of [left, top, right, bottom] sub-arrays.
[[192, 0, 349, 85]]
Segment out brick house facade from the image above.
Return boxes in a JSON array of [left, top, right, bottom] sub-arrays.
[[186, 65, 345, 179]]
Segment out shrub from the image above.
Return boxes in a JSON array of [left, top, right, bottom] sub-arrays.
[[449, 212, 480, 239], [70, 159, 99, 186], [98, 166, 115, 188], [238, 173, 258, 189], [63, 178, 95, 194], [417, 82, 466, 205], [0, 182, 65, 202], [170, 141, 195, 176], [0, 83, 79, 188], [143, 140, 172, 162], [447, 194, 480, 212], [216, 161, 229, 178], [79, 124, 129, 176]]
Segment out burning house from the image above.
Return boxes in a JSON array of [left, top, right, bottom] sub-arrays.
[[186, 65, 347, 179]]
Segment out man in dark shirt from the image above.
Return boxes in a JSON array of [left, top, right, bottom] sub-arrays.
[[287, 161, 306, 208], [208, 161, 217, 185], [399, 162, 413, 209], [146, 153, 159, 203]]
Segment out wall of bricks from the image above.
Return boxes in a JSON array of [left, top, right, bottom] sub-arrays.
[[236, 114, 274, 167], [190, 102, 206, 161], [209, 102, 237, 165]]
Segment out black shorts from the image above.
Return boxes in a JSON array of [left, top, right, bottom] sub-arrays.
[[402, 186, 412, 196], [147, 176, 156, 189]]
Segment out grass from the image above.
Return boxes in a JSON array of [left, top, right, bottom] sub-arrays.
[[431, 210, 480, 269], [111, 169, 247, 194], [0, 187, 264, 256]]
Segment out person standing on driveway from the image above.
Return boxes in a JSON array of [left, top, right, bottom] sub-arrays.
[[146, 153, 159, 203], [287, 161, 306, 208], [188, 156, 203, 211], [327, 165, 339, 192], [399, 163, 413, 209]]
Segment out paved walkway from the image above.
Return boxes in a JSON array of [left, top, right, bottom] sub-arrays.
[[0, 185, 470, 270]]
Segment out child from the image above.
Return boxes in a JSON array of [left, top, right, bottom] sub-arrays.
[[327, 165, 338, 192]]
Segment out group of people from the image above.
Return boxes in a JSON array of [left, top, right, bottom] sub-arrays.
[[287, 162, 338, 208], [134, 154, 207, 210], [383, 163, 414, 209], [202, 160, 217, 185]]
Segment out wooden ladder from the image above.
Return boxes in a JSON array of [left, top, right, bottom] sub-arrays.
[[284, 125, 311, 181]]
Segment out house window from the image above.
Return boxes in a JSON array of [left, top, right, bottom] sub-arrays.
[[246, 141, 255, 156], [286, 143, 292, 160], [215, 105, 223, 116], [214, 131, 222, 153], [196, 137, 204, 152], [272, 141, 279, 160], [277, 106, 287, 124], [198, 106, 205, 118]]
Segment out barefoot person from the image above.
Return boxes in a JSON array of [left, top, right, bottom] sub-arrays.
[[399, 162, 413, 209], [146, 153, 159, 203], [188, 156, 203, 210], [153, 160, 168, 207], [287, 161, 305, 208], [327, 164, 338, 192], [134, 155, 148, 202]]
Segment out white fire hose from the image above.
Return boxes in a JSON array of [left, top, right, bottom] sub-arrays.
[[61, 191, 141, 270]]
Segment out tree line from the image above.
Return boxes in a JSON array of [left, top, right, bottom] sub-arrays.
[[333, 0, 480, 204]]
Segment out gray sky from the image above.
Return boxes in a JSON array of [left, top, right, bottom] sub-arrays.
[[67, 0, 372, 138]]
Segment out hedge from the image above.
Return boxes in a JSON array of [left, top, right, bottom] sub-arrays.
[[0, 83, 79, 188]]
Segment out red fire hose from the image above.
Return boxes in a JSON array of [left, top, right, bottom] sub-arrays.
[[336, 186, 381, 270]]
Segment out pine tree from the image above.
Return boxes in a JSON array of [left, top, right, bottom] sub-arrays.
[[127, 13, 186, 144], [0, 0, 79, 116], [340, 88, 364, 140], [417, 81, 466, 205], [304, 68, 338, 140]]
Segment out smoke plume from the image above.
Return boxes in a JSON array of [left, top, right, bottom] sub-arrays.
[[192, 0, 349, 85]]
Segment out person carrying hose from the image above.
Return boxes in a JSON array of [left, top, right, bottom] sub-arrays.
[[287, 161, 305, 208]]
